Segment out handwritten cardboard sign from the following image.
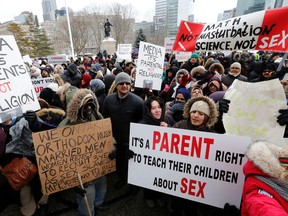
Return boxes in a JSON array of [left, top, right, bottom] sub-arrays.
[[173, 7, 288, 52], [135, 41, 165, 91], [32, 118, 116, 195], [128, 123, 251, 208], [0, 35, 40, 123], [223, 79, 287, 146]]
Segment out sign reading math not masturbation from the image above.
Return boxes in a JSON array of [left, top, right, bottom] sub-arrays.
[[0, 35, 40, 123], [173, 7, 288, 52], [32, 118, 116, 195], [128, 123, 251, 208], [135, 41, 165, 91]]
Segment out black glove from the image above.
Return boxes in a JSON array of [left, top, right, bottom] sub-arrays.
[[108, 148, 118, 160], [219, 99, 230, 114], [223, 203, 240, 216], [23, 110, 38, 124], [125, 149, 135, 160], [277, 109, 288, 126], [74, 186, 86, 197]]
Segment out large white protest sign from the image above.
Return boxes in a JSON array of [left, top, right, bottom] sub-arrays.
[[128, 123, 251, 208], [135, 41, 165, 91], [223, 79, 287, 146], [175, 51, 192, 62], [117, 44, 132, 61], [173, 7, 288, 52], [0, 36, 40, 123], [31, 77, 55, 97]]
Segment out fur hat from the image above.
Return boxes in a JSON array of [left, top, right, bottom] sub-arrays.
[[230, 62, 241, 69], [190, 100, 210, 116], [115, 72, 131, 86]]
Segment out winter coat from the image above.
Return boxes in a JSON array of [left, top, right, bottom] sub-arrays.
[[242, 141, 288, 216], [62, 63, 81, 88], [102, 92, 144, 148], [36, 108, 66, 127], [221, 73, 248, 88]]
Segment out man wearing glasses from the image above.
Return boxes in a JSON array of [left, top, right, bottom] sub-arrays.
[[102, 72, 144, 189], [221, 62, 248, 88]]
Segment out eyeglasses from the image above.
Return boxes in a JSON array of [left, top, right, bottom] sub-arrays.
[[118, 82, 130, 86]]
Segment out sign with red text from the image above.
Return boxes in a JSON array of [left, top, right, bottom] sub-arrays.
[[0, 35, 40, 123], [135, 41, 165, 91], [31, 77, 55, 97], [223, 79, 287, 147], [32, 119, 116, 195], [164, 37, 175, 53], [128, 123, 251, 208], [173, 7, 288, 52], [47, 55, 68, 65]]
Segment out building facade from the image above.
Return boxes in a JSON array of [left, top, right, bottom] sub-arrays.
[[42, 0, 57, 21]]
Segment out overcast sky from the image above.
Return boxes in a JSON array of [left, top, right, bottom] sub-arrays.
[[1, 0, 237, 24]]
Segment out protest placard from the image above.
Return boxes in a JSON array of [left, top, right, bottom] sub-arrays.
[[117, 44, 132, 61], [128, 123, 251, 208], [135, 41, 165, 91], [173, 7, 288, 52], [31, 77, 55, 97], [223, 79, 288, 146], [32, 118, 116, 195], [0, 35, 40, 123], [175, 51, 192, 62], [47, 55, 68, 65], [164, 37, 175, 53]]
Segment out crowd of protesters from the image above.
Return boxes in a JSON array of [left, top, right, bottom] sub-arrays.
[[0, 49, 288, 216]]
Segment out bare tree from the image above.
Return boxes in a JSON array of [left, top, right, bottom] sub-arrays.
[[106, 3, 136, 44]]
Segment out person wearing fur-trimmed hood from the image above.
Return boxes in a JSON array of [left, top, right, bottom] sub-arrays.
[[58, 89, 106, 216], [241, 140, 288, 216], [173, 95, 218, 131], [171, 96, 220, 215]]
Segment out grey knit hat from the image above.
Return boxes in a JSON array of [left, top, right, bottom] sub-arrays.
[[115, 72, 131, 86], [190, 100, 210, 116]]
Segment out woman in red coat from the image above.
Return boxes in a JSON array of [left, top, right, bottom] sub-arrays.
[[241, 140, 288, 216]]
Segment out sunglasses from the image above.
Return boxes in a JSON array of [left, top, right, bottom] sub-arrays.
[[118, 82, 130, 86]]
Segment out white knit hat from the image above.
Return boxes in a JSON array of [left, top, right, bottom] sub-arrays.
[[230, 62, 241, 69], [190, 100, 210, 116]]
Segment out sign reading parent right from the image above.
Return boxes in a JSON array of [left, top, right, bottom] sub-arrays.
[[128, 123, 251, 208], [0, 35, 40, 123], [32, 118, 116, 195]]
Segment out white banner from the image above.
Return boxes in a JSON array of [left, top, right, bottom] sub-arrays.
[[128, 123, 251, 208], [0, 35, 40, 123], [135, 41, 165, 91], [31, 77, 55, 97], [223, 79, 287, 146], [117, 44, 132, 61], [47, 55, 68, 65]]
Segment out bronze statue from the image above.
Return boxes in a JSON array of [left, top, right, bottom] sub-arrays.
[[104, 19, 113, 38]]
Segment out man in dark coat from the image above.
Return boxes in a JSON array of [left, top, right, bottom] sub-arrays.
[[102, 72, 144, 188]]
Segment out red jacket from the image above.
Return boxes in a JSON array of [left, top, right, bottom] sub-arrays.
[[241, 160, 288, 216]]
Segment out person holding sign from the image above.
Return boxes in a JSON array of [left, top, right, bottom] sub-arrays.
[[102, 72, 144, 189], [138, 96, 175, 208], [58, 89, 106, 216], [241, 140, 288, 216], [172, 96, 222, 215]]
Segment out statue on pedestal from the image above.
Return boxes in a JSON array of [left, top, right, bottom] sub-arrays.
[[104, 19, 113, 38]]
